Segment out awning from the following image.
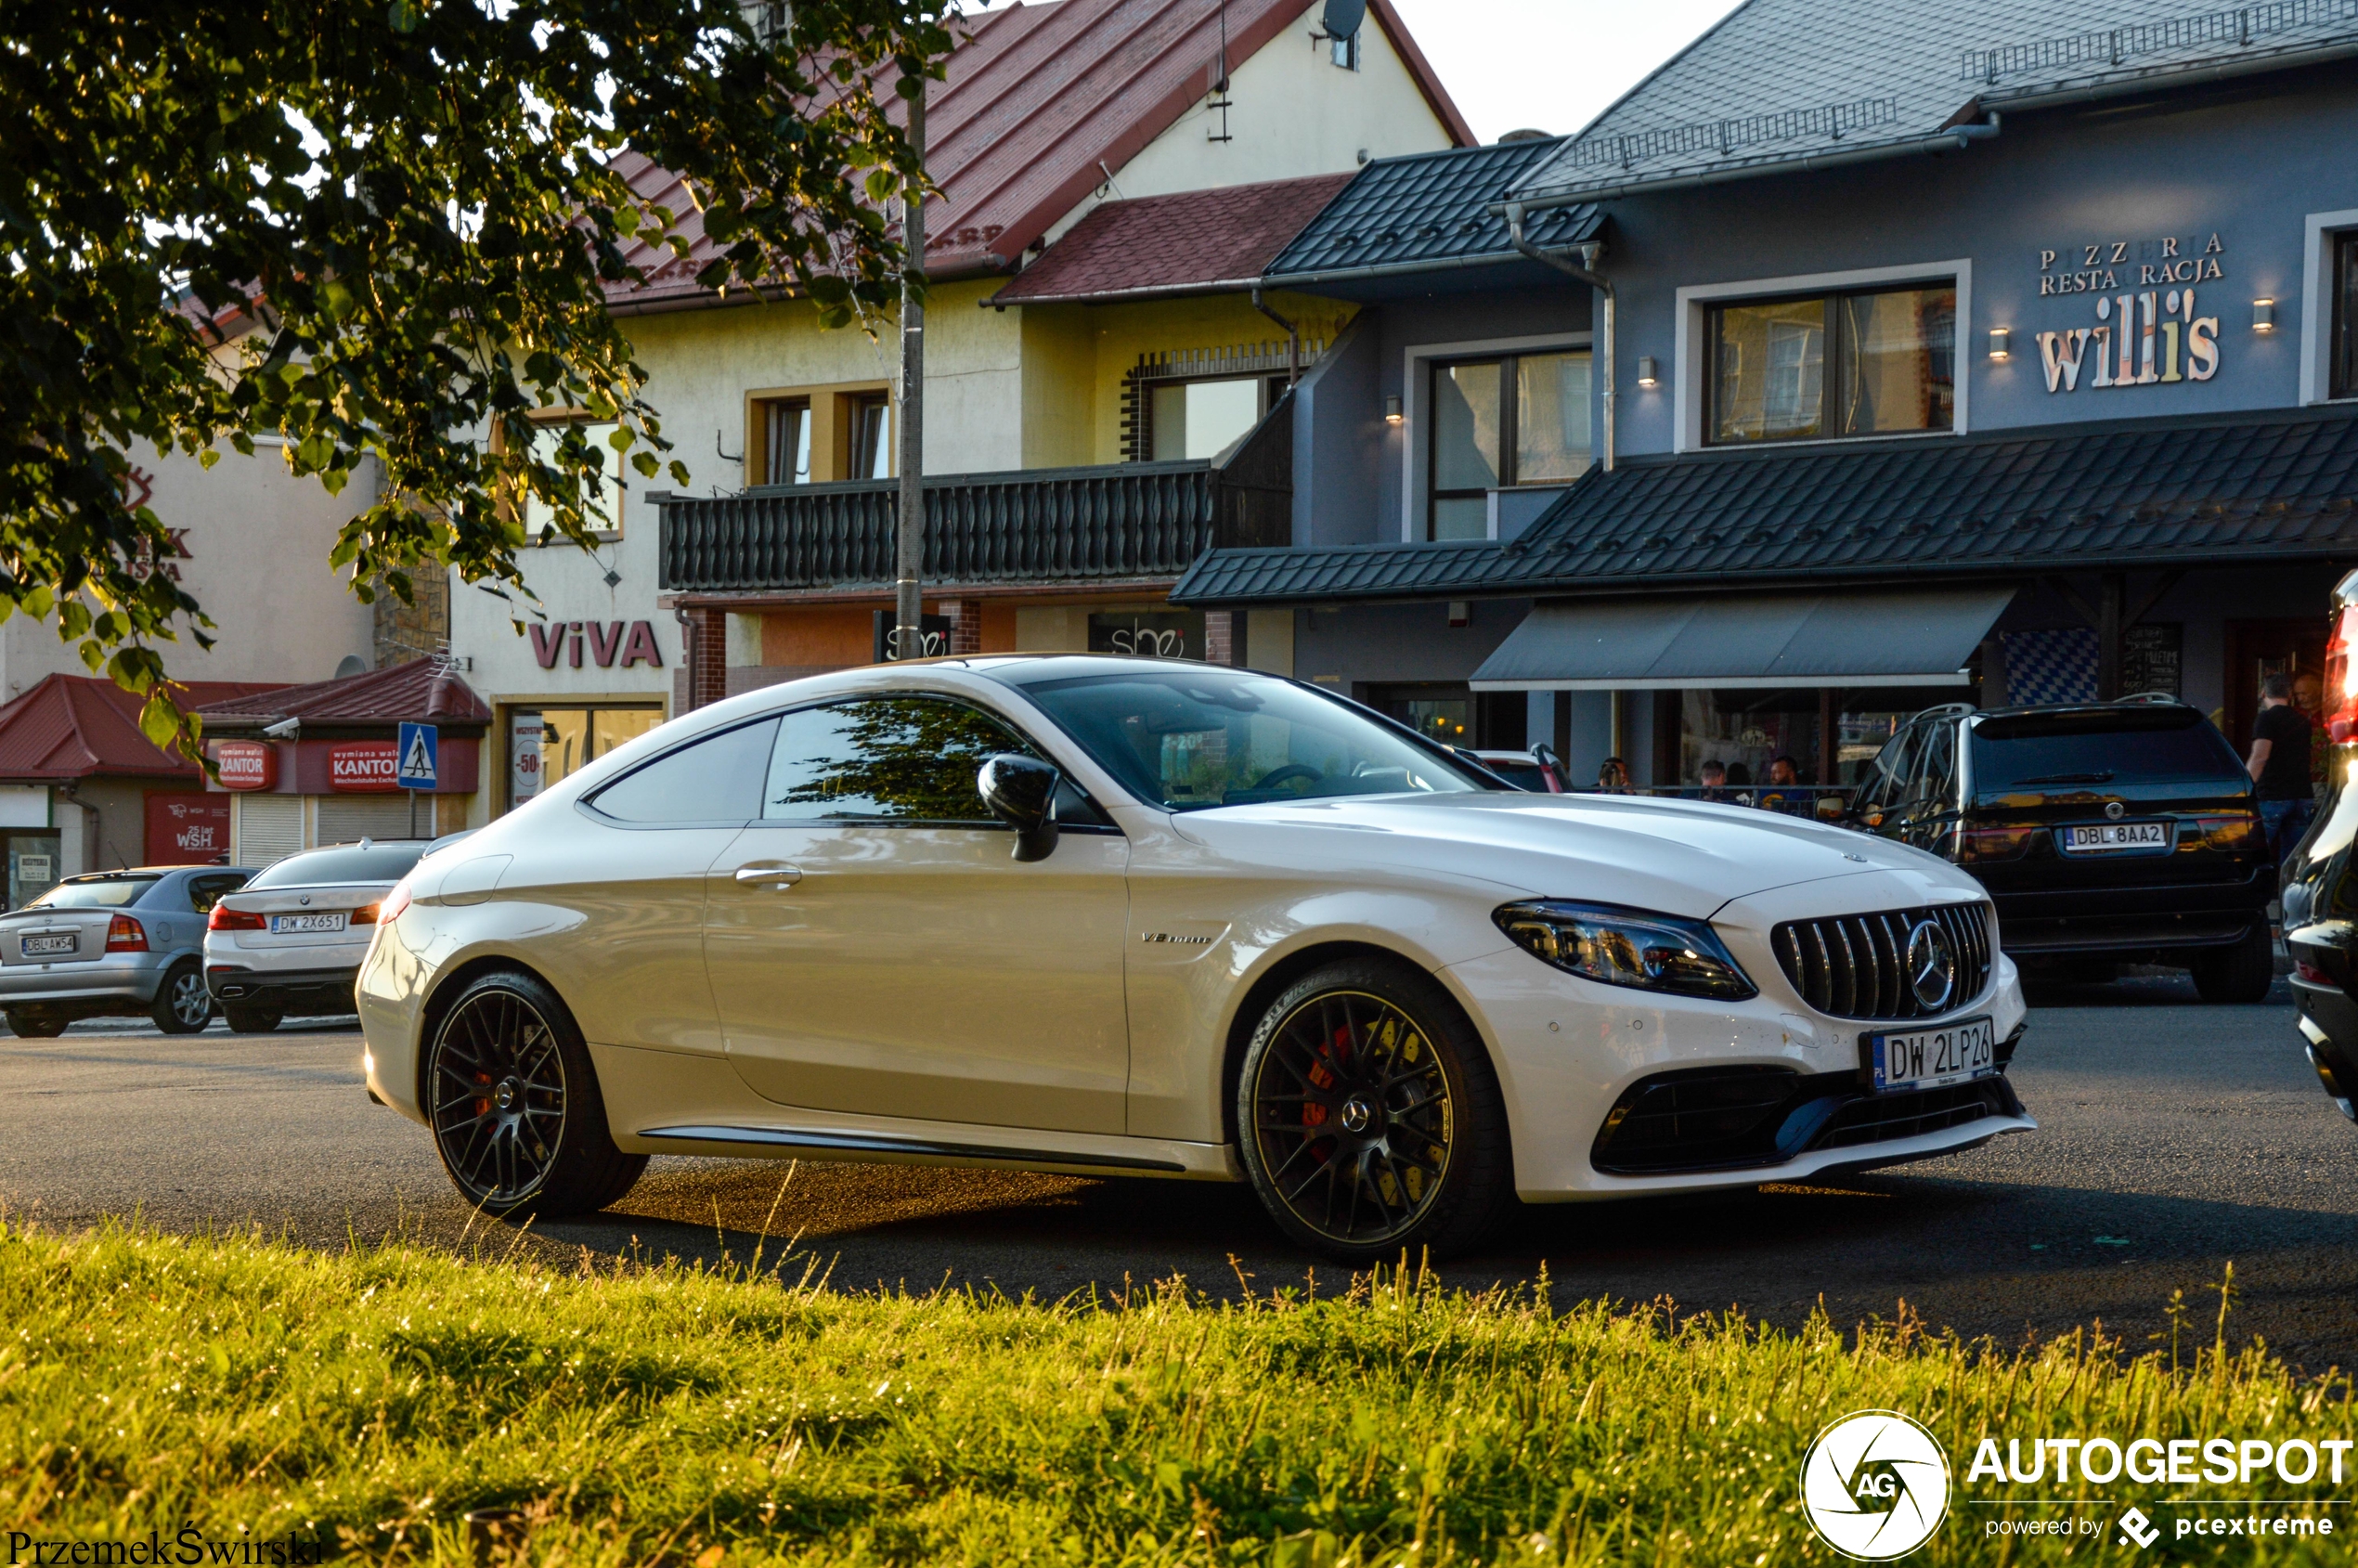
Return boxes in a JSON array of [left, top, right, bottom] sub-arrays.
[[1470, 588, 2015, 691]]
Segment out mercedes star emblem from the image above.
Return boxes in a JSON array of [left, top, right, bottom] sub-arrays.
[[1905, 918, 1959, 1012]]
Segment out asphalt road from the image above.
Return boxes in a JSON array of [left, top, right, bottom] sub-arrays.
[[4, 977, 2355, 1367]]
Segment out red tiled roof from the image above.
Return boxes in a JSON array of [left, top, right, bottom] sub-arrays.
[[0, 676, 290, 782], [192, 658, 493, 730], [605, 0, 1473, 312], [985, 172, 1355, 304]]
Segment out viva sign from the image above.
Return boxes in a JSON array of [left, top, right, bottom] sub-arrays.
[[2033, 231, 2229, 396]]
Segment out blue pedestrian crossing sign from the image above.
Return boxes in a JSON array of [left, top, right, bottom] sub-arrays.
[[396, 722, 439, 789]]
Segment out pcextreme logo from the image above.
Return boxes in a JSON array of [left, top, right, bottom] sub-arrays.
[[1800, 1411, 1951, 1560]]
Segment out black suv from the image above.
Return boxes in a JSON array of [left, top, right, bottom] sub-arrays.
[[1851, 698, 2274, 1002]]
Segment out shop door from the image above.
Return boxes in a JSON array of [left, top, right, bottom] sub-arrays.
[[2223, 619, 2328, 759]]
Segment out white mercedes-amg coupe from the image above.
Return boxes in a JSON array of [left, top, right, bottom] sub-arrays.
[[358, 655, 2031, 1260]]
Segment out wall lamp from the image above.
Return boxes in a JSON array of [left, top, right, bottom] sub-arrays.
[[1636, 356, 1660, 388], [1384, 394, 1404, 424], [1989, 327, 2012, 361], [2253, 298, 2276, 333]]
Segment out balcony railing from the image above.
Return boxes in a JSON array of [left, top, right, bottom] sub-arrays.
[[659, 399, 1292, 594]]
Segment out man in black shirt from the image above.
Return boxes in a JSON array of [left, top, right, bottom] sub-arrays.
[[2248, 672, 2316, 862]]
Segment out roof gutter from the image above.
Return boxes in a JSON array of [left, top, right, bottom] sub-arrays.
[[1260, 248, 1563, 291], [979, 275, 1266, 308], [1504, 123, 1996, 214], [1504, 210, 1613, 473]]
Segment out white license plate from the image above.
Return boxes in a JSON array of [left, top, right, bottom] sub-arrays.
[[21, 933, 74, 955], [2060, 821, 2170, 853], [1867, 1016, 1996, 1094], [269, 913, 347, 934]]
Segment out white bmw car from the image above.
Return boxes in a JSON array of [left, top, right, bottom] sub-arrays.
[[357, 655, 2031, 1260]]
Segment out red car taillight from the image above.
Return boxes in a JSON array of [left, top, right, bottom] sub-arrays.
[[208, 906, 266, 931], [2326, 606, 2358, 745], [2190, 813, 2267, 853], [1958, 825, 2036, 862], [105, 914, 148, 952]]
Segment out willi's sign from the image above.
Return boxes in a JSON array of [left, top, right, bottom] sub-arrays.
[[2032, 232, 2229, 395]]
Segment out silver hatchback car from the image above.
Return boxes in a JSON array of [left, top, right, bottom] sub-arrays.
[[0, 866, 254, 1036]]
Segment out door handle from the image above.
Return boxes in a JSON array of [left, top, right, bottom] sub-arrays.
[[733, 864, 804, 887]]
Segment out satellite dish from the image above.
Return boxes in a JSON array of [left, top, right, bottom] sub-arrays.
[[1321, 0, 1365, 38], [332, 654, 368, 680]]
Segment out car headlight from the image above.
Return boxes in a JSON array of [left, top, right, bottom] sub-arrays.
[[1493, 900, 1757, 1000]]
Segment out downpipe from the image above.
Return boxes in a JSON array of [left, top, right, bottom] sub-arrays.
[[1505, 206, 1612, 473]]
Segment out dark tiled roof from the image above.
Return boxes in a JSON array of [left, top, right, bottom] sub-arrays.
[[988, 174, 1355, 305], [1172, 408, 2358, 605], [606, 0, 1475, 309], [1511, 0, 2358, 205], [0, 676, 288, 781], [1263, 140, 1601, 285], [194, 659, 492, 731]]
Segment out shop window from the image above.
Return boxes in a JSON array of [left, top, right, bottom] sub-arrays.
[[519, 418, 626, 538], [1150, 378, 1268, 461], [508, 705, 666, 810], [1706, 284, 1954, 446], [1087, 609, 1205, 660], [1329, 30, 1360, 69], [1428, 351, 1591, 540], [6, 835, 59, 911], [758, 397, 812, 486], [849, 394, 891, 479], [2335, 231, 2358, 400]]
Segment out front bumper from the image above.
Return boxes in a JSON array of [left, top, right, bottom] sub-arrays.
[[0, 951, 172, 1010], [2286, 926, 2358, 1123], [206, 964, 361, 1014]]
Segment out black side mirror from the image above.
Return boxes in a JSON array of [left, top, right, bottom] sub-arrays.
[[978, 754, 1061, 862]]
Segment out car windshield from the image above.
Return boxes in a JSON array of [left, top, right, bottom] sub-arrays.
[[25, 875, 161, 910], [1007, 668, 1486, 811], [1970, 710, 2247, 793], [246, 845, 429, 888]]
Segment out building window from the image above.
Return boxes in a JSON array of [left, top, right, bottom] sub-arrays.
[[508, 705, 665, 810], [520, 419, 626, 538], [758, 397, 811, 486], [1706, 283, 1954, 446], [849, 393, 891, 479], [1150, 377, 1275, 460], [1329, 30, 1360, 70], [1427, 350, 1592, 540], [2335, 231, 2358, 400]]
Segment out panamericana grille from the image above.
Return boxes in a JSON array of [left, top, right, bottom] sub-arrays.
[[1772, 902, 1993, 1021]]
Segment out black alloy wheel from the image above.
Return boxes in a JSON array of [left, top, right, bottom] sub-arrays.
[[153, 962, 213, 1034], [425, 969, 645, 1218], [1237, 958, 1513, 1262]]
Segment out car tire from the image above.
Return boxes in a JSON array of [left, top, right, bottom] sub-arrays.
[[152, 961, 214, 1035], [1235, 956, 1514, 1263], [222, 1005, 282, 1033], [2190, 924, 2276, 1004], [5, 1009, 66, 1038], [424, 968, 646, 1219]]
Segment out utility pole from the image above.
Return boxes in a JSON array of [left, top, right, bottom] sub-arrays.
[[892, 78, 926, 660]]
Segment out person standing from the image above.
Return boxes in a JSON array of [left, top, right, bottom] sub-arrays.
[[2248, 673, 2315, 862]]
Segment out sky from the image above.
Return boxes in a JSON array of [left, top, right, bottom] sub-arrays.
[[1379, 0, 1744, 143]]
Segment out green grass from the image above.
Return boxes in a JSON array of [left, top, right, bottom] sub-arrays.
[[0, 1218, 2349, 1565]]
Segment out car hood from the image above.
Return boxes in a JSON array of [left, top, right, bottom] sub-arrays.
[[1167, 791, 1973, 919]]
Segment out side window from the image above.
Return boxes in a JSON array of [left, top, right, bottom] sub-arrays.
[[1862, 728, 1919, 812], [1912, 724, 1958, 807], [588, 719, 779, 824], [186, 874, 246, 914], [762, 697, 1031, 824]]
